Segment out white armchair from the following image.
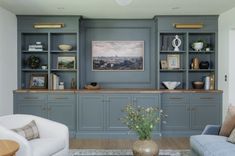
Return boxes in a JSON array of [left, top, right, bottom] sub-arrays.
[[0, 114, 69, 156]]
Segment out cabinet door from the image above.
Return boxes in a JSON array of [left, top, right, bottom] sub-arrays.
[[48, 93, 76, 131], [48, 102, 76, 131], [78, 94, 104, 131], [190, 93, 221, 130], [14, 93, 47, 118], [161, 93, 190, 130], [18, 102, 47, 118], [133, 94, 160, 131], [133, 94, 160, 107], [106, 94, 131, 131]]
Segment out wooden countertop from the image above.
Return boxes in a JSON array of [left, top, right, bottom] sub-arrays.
[[14, 89, 223, 93]]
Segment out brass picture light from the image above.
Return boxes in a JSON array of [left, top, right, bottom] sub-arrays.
[[174, 23, 203, 29], [33, 23, 64, 29]]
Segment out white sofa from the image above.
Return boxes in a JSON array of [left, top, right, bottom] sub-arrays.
[[0, 114, 69, 156]]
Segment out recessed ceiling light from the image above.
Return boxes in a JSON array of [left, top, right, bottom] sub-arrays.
[[172, 7, 180, 10], [57, 7, 65, 10], [115, 0, 133, 6]]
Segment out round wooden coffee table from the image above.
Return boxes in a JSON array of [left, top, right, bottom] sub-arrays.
[[0, 140, 19, 156]]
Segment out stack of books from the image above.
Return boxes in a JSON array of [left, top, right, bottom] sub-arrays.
[[28, 43, 43, 51], [51, 73, 60, 90]]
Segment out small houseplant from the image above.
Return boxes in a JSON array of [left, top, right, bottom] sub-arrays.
[[27, 55, 40, 69], [121, 104, 165, 156]]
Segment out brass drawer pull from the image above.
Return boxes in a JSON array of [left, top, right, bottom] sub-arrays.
[[55, 97, 69, 99], [191, 108, 196, 111], [169, 97, 183, 100], [200, 97, 214, 100], [24, 97, 38, 100]]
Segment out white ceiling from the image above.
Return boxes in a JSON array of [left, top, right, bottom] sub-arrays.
[[0, 0, 235, 19]]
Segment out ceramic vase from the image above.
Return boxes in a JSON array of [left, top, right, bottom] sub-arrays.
[[132, 140, 159, 156], [192, 42, 203, 51], [172, 35, 181, 51]]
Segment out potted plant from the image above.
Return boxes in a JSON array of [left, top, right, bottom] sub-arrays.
[[27, 55, 40, 69], [121, 104, 166, 156], [192, 39, 204, 51]]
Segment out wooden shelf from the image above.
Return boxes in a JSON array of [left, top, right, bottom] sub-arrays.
[[50, 50, 77, 53], [22, 50, 48, 53], [188, 69, 215, 72], [189, 51, 215, 53], [160, 51, 186, 53], [160, 69, 186, 72], [21, 69, 48, 72], [51, 69, 77, 72]]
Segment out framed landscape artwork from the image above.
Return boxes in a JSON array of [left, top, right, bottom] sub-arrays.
[[57, 56, 76, 69], [92, 41, 144, 71], [29, 74, 47, 89]]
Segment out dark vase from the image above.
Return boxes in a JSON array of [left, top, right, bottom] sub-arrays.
[[199, 61, 209, 69]]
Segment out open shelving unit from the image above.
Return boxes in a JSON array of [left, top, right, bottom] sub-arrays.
[[158, 32, 217, 90], [158, 33, 187, 89], [19, 32, 79, 90]]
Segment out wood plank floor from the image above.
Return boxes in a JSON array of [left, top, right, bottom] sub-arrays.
[[70, 137, 190, 149]]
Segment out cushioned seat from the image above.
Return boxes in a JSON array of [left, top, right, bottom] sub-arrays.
[[191, 135, 235, 156], [31, 138, 65, 156], [0, 114, 69, 156]]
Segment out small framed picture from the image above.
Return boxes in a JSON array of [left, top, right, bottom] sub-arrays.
[[167, 54, 180, 69], [57, 56, 76, 69], [30, 74, 48, 89], [160, 60, 168, 69]]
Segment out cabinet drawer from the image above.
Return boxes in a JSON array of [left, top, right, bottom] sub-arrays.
[[162, 93, 188, 105], [48, 94, 75, 102], [15, 93, 46, 101], [190, 93, 220, 105]]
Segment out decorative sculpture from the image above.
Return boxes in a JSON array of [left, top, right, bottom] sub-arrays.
[[172, 35, 181, 51]]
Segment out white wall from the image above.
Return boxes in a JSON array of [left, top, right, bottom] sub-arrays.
[[219, 7, 235, 118], [0, 6, 17, 116], [229, 30, 235, 104]]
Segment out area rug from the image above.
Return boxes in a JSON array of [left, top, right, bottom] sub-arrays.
[[69, 149, 191, 156]]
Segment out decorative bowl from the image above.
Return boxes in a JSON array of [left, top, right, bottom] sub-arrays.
[[58, 44, 72, 51], [192, 81, 204, 89], [192, 42, 203, 51], [162, 81, 181, 90], [84, 84, 101, 90]]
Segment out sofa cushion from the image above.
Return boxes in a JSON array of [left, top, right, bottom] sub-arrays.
[[30, 138, 65, 156], [190, 135, 235, 156], [219, 105, 235, 136], [12, 120, 40, 140]]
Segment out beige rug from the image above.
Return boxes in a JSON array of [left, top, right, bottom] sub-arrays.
[[69, 149, 191, 156]]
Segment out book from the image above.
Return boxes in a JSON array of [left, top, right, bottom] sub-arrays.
[[51, 73, 59, 90], [28, 44, 43, 51]]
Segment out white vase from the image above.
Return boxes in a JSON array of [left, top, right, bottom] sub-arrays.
[[192, 42, 203, 51]]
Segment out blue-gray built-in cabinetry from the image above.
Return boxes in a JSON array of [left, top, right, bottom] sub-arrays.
[[14, 15, 222, 138]]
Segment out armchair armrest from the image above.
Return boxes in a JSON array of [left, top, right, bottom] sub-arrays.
[[32, 116, 69, 150], [0, 125, 32, 156], [202, 125, 221, 135]]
